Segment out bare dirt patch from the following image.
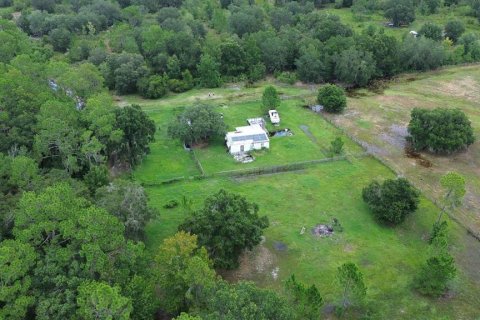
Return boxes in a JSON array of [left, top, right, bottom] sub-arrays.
[[220, 244, 279, 283]]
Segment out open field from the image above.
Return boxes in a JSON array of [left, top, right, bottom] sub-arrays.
[[327, 64, 480, 237], [129, 78, 480, 319], [324, 4, 480, 37]]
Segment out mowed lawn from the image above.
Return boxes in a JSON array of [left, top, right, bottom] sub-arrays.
[[328, 65, 480, 236], [129, 81, 480, 319]]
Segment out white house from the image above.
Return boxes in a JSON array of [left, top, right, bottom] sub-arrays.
[[225, 124, 270, 154], [268, 110, 280, 124]]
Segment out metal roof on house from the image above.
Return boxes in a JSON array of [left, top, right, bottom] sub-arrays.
[[231, 133, 268, 142], [226, 124, 269, 144]]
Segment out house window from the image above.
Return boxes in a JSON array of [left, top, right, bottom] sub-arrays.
[[240, 145, 244, 152]]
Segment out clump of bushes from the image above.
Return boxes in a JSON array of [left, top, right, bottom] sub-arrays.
[[362, 178, 419, 225], [317, 84, 347, 113], [276, 71, 298, 85], [408, 108, 475, 154]]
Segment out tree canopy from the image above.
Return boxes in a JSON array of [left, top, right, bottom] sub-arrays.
[[362, 178, 420, 225], [317, 84, 347, 113], [179, 189, 269, 269], [408, 108, 475, 153], [168, 104, 226, 145]]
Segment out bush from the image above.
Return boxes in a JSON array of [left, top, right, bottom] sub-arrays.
[[262, 86, 280, 113], [276, 71, 297, 85], [317, 84, 347, 113], [408, 108, 475, 153], [330, 137, 344, 155], [138, 75, 168, 99], [362, 178, 420, 225]]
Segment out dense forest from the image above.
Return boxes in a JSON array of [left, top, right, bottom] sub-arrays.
[[1, 0, 480, 319]]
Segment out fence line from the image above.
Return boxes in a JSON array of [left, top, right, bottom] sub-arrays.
[[190, 149, 205, 176], [139, 153, 368, 186]]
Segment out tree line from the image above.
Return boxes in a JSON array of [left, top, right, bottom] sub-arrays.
[[1, 0, 480, 99]]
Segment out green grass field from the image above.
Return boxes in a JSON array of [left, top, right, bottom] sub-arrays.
[[324, 4, 480, 38], [329, 64, 480, 237], [129, 79, 480, 319]]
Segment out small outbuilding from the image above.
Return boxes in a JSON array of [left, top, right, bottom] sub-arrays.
[[268, 110, 280, 125], [225, 124, 270, 154]]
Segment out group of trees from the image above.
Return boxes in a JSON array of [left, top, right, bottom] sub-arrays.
[[0, 0, 478, 101], [153, 189, 369, 319]]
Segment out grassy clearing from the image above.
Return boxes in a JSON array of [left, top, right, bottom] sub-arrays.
[[129, 78, 480, 319], [145, 157, 479, 319], [324, 4, 480, 37], [328, 64, 480, 236]]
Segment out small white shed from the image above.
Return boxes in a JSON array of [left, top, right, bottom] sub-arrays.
[[225, 124, 270, 154]]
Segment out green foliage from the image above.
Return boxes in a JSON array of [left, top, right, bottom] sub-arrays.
[[0, 240, 36, 320], [384, 0, 416, 26], [138, 74, 168, 99], [276, 71, 298, 85], [167, 104, 226, 145], [337, 262, 367, 309], [155, 231, 215, 314], [84, 165, 109, 195], [197, 54, 222, 88], [418, 219, 455, 297], [440, 172, 466, 210], [295, 43, 327, 83], [8, 183, 145, 318], [77, 281, 132, 320], [330, 137, 344, 155], [445, 20, 465, 43], [174, 313, 203, 320], [285, 274, 323, 319], [111, 104, 156, 167], [362, 178, 420, 225], [416, 251, 456, 296], [124, 275, 159, 320], [335, 48, 376, 87], [262, 86, 281, 112], [179, 189, 269, 269], [102, 53, 148, 94], [48, 28, 71, 52], [408, 108, 475, 153], [95, 179, 155, 241], [419, 0, 441, 15], [317, 84, 347, 113], [419, 22, 443, 41], [400, 36, 446, 71], [192, 280, 294, 320]]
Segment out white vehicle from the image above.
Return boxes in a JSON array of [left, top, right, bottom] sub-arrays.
[[268, 110, 280, 125]]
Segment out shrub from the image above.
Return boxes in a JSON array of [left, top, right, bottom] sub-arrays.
[[362, 178, 420, 225], [276, 71, 298, 85], [138, 75, 168, 99], [408, 108, 475, 153], [317, 84, 347, 113]]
